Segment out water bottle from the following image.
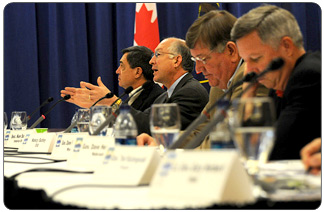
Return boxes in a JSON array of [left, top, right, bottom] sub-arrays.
[[114, 105, 138, 145], [210, 100, 235, 149], [71, 109, 79, 133], [210, 120, 235, 149]]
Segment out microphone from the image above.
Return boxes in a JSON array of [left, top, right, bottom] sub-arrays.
[[91, 83, 152, 136], [110, 86, 133, 107], [169, 58, 284, 149], [64, 86, 135, 133], [27, 97, 54, 121], [168, 72, 256, 149], [29, 95, 71, 129], [91, 92, 114, 107]]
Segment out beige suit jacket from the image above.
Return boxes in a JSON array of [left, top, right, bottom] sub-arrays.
[[180, 62, 269, 149]]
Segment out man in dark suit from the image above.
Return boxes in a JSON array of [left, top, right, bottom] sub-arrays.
[[231, 5, 321, 160], [132, 37, 209, 134], [60, 46, 165, 112]]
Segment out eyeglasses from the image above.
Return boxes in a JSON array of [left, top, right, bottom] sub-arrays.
[[191, 49, 214, 65], [152, 51, 176, 58]]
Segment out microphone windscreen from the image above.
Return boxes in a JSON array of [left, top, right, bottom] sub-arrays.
[[47, 97, 54, 103], [105, 92, 114, 98], [243, 72, 257, 82], [269, 57, 284, 70], [63, 95, 71, 100], [124, 86, 133, 94]]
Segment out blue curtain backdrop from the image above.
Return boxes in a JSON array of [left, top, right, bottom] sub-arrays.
[[3, 3, 321, 129]]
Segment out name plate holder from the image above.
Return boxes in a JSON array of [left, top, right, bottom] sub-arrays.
[[4, 130, 35, 149], [51, 133, 88, 160], [67, 135, 115, 171], [18, 132, 57, 154], [149, 150, 255, 204], [93, 146, 161, 186]]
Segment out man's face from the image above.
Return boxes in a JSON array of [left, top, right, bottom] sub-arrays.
[[236, 31, 283, 89], [190, 41, 233, 89], [116, 53, 137, 89], [149, 39, 176, 86]]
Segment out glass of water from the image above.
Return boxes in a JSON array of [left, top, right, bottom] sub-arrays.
[[76, 108, 90, 133], [89, 105, 112, 136], [10, 111, 27, 130], [150, 103, 181, 153], [4, 112, 8, 131], [230, 97, 276, 176]]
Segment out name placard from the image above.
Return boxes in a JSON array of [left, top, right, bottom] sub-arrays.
[[4, 130, 35, 148], [18, 132, 57, 153], [149, 150, 255, 204], [67, 135, 115, 170], [50, 133, 88, 160], [93, 146, 161, 186]]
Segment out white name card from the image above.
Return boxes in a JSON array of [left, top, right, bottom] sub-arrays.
[[50, 133, 87, 160], [93, 146, 161, 186], [67, 135, 115, 171], [149, 150, 255, 204], [18, 132, 57, 153], [4, 130, 35, 148]]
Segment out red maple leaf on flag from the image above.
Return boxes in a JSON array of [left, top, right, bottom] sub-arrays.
[[134, 4, 160, 52]]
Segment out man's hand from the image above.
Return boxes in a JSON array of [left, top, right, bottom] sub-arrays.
[[137, 133, 158, 146]]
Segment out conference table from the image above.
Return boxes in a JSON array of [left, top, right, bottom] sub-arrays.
[[3, 129, 321, 209]]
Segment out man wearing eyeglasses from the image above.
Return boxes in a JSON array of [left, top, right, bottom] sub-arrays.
[[131, 37, 209, 134], [137, 10, 268, 147]]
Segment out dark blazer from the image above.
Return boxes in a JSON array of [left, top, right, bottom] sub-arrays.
[[129, 81, 165, 112], [269, 52, 321, 160], [130, 73, 209, 135]]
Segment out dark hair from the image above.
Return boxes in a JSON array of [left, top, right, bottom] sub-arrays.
[[121, 46, 154, 81], [186, 10, 237, 52]]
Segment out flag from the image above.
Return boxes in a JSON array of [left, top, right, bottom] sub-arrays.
[[134, 3, 160, 52]]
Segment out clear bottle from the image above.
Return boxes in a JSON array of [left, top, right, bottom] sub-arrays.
[[70, 108, 79, 133], [210, 120, 235, 149], [114, 105, 138, 145], [209, 100, 235, 149]]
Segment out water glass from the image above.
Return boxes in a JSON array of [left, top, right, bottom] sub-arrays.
[[10, 111, 27, 130], [76, 108, 90, 133], [89, 105, 112, 136], [231, 97, 276, 176], [4, 112, 8, 131], [150, 103, 181, 153]]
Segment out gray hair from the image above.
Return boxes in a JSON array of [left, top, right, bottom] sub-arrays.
[[167, 38, 194, 72], [231, 5, 304, 49]]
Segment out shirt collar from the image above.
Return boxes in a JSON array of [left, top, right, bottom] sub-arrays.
[[223, 58, 243, 92], [129, 85, 142, 96], [167, 73, 188, 98]]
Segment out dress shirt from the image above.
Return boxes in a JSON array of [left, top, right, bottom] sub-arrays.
[[127, 86, 143, 106], [167, 73, 188, 98]]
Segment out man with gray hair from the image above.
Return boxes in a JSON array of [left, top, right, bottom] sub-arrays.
[[132, 37, 209, 134], [231, 4, 321, 160]]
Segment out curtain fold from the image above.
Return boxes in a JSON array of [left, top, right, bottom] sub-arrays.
[[4, 3, 321, 128]]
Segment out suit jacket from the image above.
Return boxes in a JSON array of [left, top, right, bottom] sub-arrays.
[[181, 62, 269, 149], [131, 73, 209, 135], [269, 52, 321, 160], [129, 81, 165, 112]]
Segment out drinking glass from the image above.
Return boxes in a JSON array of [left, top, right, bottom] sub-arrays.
[[4, 112, 8, 131], [230, 97, 276, 176], [150, 103, 181, 153], [89, 105, 112, 136], [10, 111, 27, 130], [76, 108, 90, 133]]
